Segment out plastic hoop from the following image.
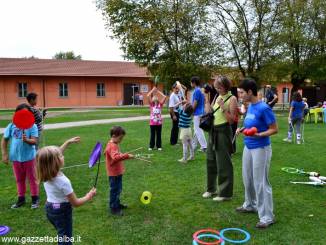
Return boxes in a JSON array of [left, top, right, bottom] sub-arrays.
[[193, 234, 225, 245], [281, 167, 300, 174], [193, 229, 223, 245], [219, 228, 250, 244]]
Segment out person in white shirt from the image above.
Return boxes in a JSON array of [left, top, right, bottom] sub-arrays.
[[169, 83, 183, 145]]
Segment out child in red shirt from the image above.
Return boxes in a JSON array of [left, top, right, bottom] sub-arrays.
[[105, 126, 134, 216]]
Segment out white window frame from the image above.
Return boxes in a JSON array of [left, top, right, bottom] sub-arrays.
[[59, 82, 68, 97], [18, 82, 28, 98], [96, 83, 106, 97]]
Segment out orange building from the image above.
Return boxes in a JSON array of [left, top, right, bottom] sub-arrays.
[[0, 58, 161, 109]]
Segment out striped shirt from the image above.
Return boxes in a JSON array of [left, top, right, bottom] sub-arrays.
[[177, 108, 192, 128], [29, 106, 43, 132]]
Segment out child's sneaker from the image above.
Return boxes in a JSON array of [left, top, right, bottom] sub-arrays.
[[178, 158, 187, 164], [11, 197, 26, 209], [119, 204, 128, 209], [198, 148, 207, 153], [202, 191, 217, 198], [282, 138, 292, 143], [31, 196, 40, 209], [148, 148, 153, 151], [157, 148, 162, 151], [213, 196, 232, 202], [296, 140, 301, 144], [111, 208, 123, 216], [187, 156, 194, 161]]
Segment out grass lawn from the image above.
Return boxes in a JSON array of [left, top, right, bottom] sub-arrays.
[[0, 115, 325, 244], [0, 107, 169, 127]]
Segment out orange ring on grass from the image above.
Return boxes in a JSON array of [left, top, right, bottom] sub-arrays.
[[193, 229, 223, 245]]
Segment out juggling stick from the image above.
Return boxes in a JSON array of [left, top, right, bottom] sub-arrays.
[[89, 142, 103, 187], [135, 157, 152, 163], [135, 153, 153, 159], [62, 163, 89, 169], [126, 147, 143, 154], [309, 176, 326, 183], [232, 133, 237, 144], [290, 181, 325, 186], [318, 176, 326, 181]]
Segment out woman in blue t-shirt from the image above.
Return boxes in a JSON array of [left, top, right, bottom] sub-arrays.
[[236, 78, 278, 229], [283, 92, 305, 144]]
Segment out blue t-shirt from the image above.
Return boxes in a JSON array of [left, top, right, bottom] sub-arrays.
[[192, 87, 205, 116], [244, 101, 276, 149], [291, 101, 305, 119], [3, 123, 38, 162]]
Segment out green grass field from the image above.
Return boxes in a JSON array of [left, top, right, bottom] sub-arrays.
[[0, 115, 325, 244]]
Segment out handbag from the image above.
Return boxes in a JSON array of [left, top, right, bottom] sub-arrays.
[[199, 95, 232, 132]]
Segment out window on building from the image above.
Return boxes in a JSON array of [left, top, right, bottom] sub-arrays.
[[59, 83, 68, 97], [97, 83, 105, 97], [18, 83, 28, 97]]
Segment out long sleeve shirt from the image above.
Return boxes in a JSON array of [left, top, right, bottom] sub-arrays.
[[105, 141, 130, 176]]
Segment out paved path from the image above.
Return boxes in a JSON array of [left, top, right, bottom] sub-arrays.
[[0, 115, 170, 134]]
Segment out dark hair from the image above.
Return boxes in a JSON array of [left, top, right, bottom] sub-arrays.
[[292, 91, 302, 102], [203, 83, 211, 93], [184, 103, 194, 116], [110, 126, 126, 137], [191, 76, 200, 86], [172, 82, 178, 88], [215, 76, 231, 91], [238, 78, 258, 96], [15, 103, 32, 112], [26, 92, 38, 103]]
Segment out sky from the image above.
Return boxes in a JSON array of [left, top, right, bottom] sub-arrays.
[[0, 0, 125, 61]]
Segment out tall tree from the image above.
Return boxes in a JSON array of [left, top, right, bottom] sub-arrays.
[[97, 0, 217, 87], [53, 51, 82, 60], [210, 0, 281, 82]]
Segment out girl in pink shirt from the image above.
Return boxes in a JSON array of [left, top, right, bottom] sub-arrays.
[[147, 87, 167, 151]]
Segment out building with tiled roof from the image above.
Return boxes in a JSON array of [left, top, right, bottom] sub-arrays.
[[0, 58, 159, 108]]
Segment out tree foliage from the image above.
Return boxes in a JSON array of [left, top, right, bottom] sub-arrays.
[[97, 0, 326, 89], [97, 0, 217, 87], [210, 0, 281, 82], [53, 51, 82, 60]]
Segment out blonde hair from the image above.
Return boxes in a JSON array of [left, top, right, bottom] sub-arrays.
[[152, 95, 159, 102], [36, 146, 63, 182]]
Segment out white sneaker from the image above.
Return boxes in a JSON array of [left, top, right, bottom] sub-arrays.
[[202, 191, 216, 198], [296, 140, 301, 144], [283, 138, 292, 143], [178, 158, 187, 164], [158, 148, 162, 151], [213, 196, 232, 202], [148, 148, 153, 151], [187, 156, 194, 161]]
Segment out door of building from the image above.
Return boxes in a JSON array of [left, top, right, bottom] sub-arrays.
[[123, 83, 139, 105]]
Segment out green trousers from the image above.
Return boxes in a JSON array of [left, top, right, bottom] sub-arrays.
[[206, 123, 234, 197]]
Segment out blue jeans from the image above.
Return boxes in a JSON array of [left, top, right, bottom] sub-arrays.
[[109, 175, 122, 210], [46, 202, 73, 245]]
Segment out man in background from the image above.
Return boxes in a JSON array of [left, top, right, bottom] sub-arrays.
[[265, 85, 278, 108]]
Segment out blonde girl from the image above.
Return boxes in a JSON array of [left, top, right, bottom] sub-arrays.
[[36, 137, 96, 244]]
